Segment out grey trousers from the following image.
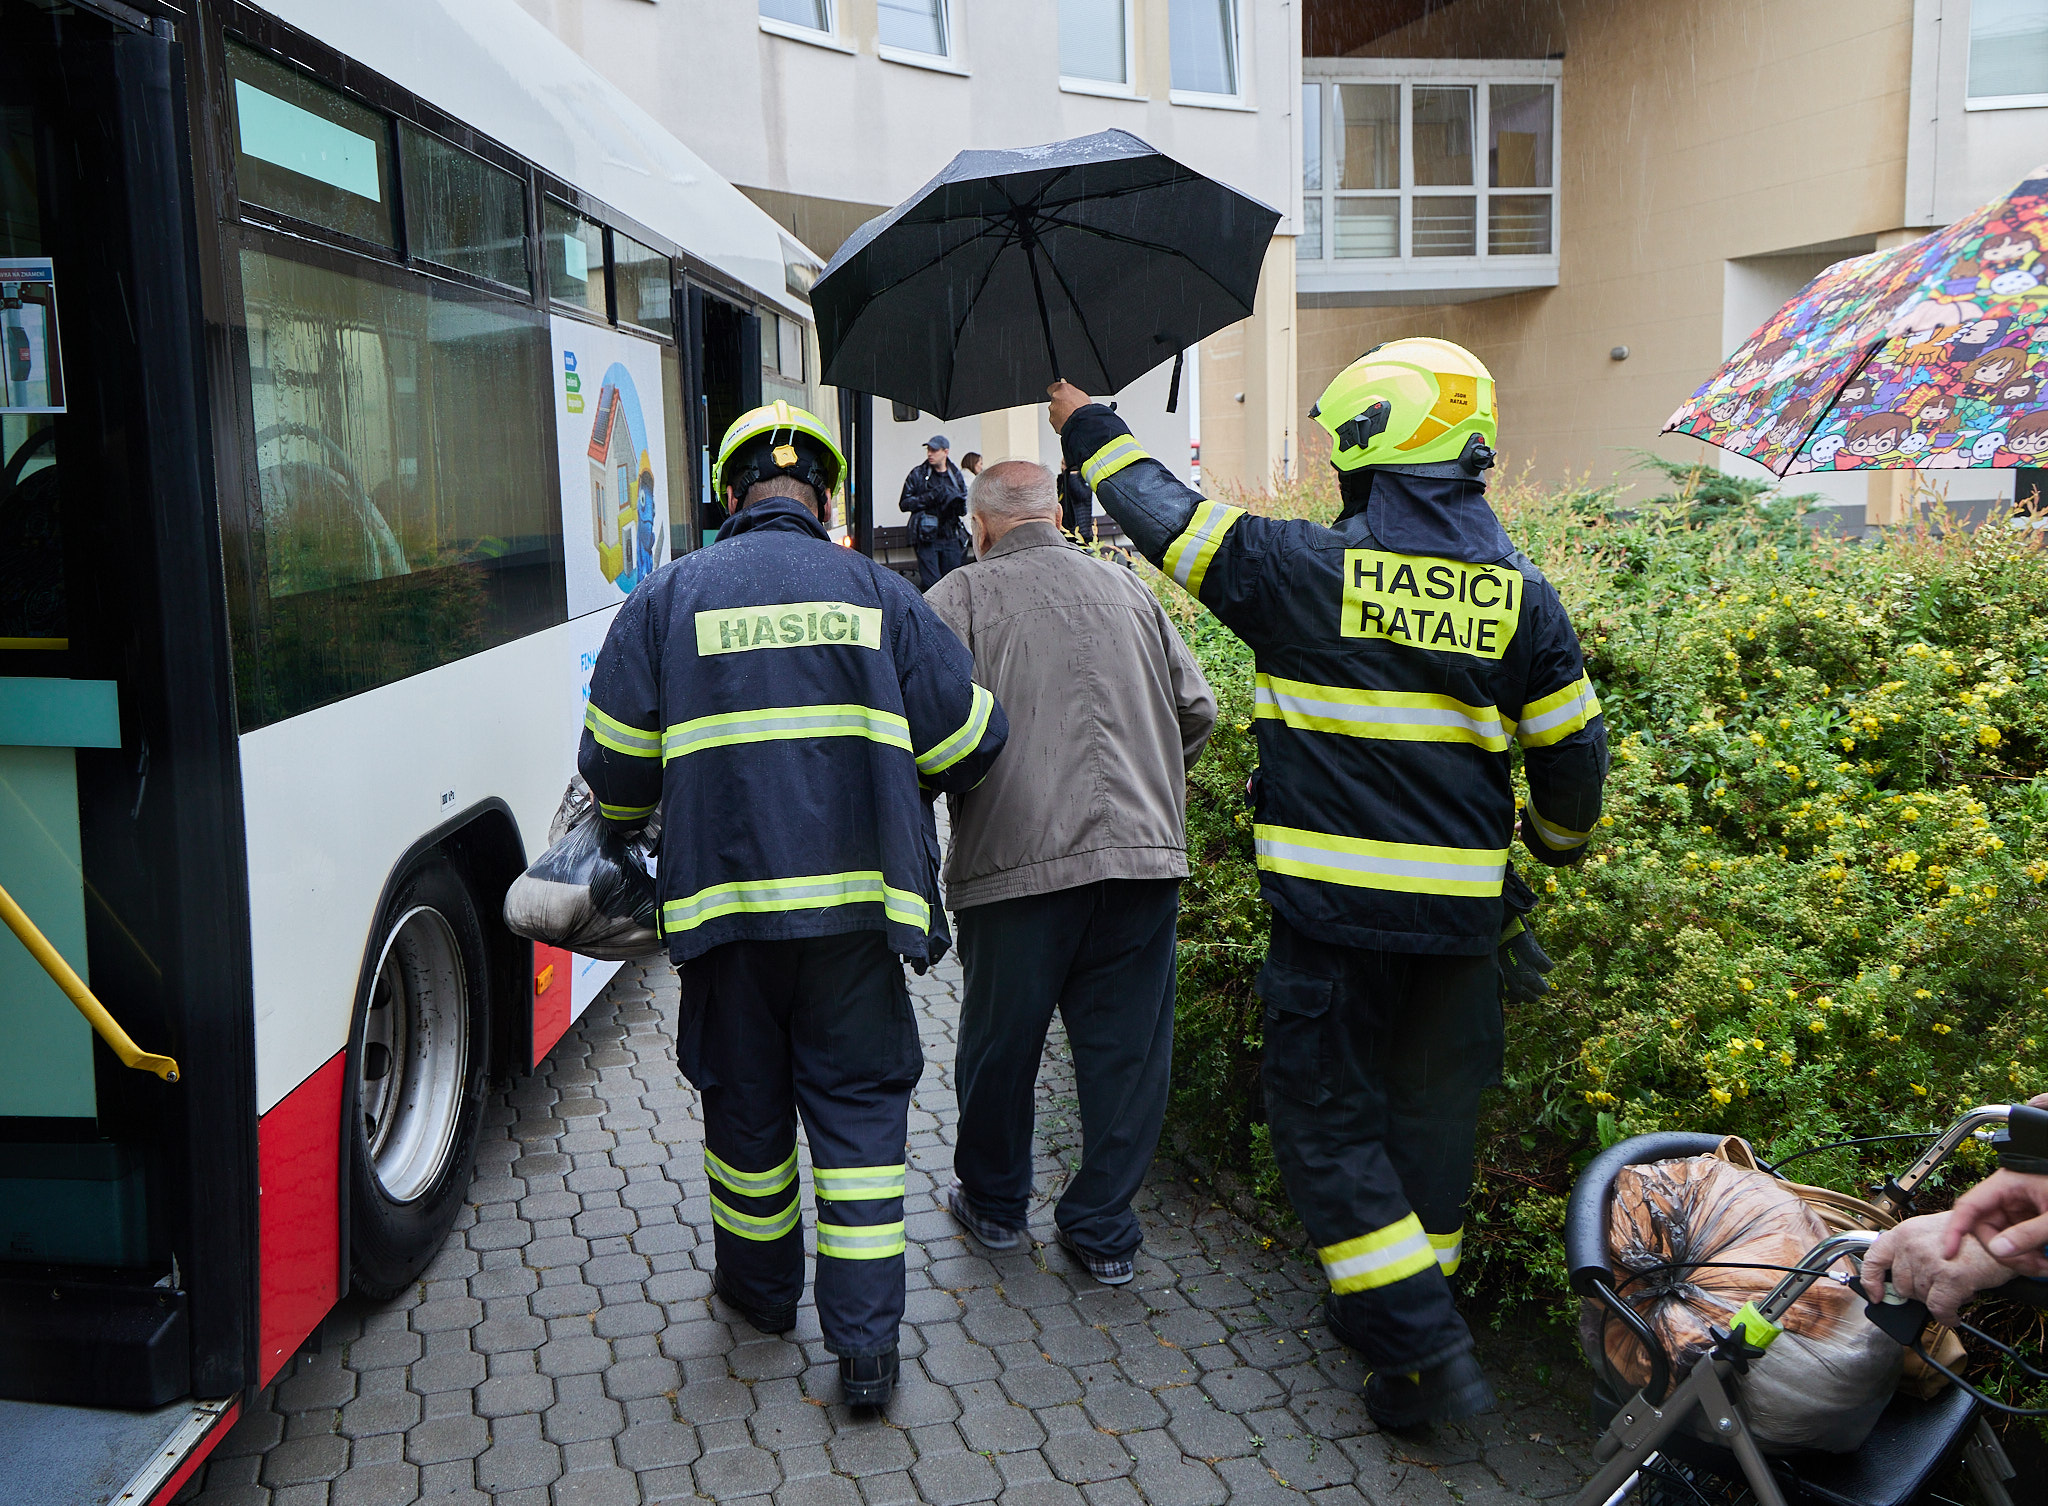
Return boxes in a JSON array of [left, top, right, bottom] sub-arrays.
[[951, 878, 1180, 1259]]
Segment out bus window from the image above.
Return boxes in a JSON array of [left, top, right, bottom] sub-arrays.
[[613, 231, 672, 337], [544, 197, 607, 319], [399, 123, 530, 292], [226, 43, 396, 250], [662, 344, 693, 553], [235, 246, 564, 726]]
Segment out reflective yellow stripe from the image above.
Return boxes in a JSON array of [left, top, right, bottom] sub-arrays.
[[1320, 1214, 1436, 1293], [1527, 802, 1592, 852], [711, 1189, 801, 1242], [598, 800, 657, 822], [1081, 434, 1147, 488], [813, 1164, 907, 1202], [1429, 1227, 1464, 1277], [915, 683, 994, 775], [585, 701, 660, 758], [662, 871, 931, 934], [1254, 823, 1508, 898], [1162, 499, 1244, 597], [816, 1220, 906, 1260], [1253, 673, 1510, 752], [663, 703, 911, 761], [705, 1145, 798, 1198], [1518, 674, 1601, 748]]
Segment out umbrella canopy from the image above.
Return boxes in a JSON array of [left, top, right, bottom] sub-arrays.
[[1663, 165, 2048, 476], [813, 129, 1280, 421]]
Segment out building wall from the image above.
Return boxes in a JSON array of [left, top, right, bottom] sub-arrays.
[[1299, 0, 1919, 496], [511, 0, 1301, 491], [1906, 0, 2048, 227]]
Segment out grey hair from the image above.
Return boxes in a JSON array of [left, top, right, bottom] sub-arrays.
[[967, 459, 1059, 525]]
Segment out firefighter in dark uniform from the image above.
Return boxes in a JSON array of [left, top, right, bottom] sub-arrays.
[[579, 400, 1007, 1409], [1048, 338, 1606, 1430]]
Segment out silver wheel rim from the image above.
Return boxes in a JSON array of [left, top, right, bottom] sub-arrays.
[[361, 904, 469, 1204]]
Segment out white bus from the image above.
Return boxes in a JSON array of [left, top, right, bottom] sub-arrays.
[[0, 1, 853, 1497]]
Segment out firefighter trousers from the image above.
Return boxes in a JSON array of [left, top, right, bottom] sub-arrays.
[[673, 930, 922, 1358], [1256, 912, 1503, 1374]]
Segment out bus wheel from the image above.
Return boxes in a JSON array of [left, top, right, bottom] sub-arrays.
[[347, 856, 493, 1299]]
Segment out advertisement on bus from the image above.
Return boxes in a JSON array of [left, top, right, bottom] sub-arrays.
[[549, 317, 670, 618], [1, 256, 64, 413]]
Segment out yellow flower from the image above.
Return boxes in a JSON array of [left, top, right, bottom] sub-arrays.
[[1914, 989, 1931, 999], [1809, 1021, 1826, 1034], [1752, 1038, 1765, 1050], [1978, 725, 2002, 748], [1729, 1039, 1746, 1055], [1932, 1023, 1952, 1035], [1779, 1051, 1795, 1066], [1912, 1083, 1928, 1096], [1738, 977, 1755, 992], [1902, 807, 1920, 822], [1710, 1087, 1732, 1105]]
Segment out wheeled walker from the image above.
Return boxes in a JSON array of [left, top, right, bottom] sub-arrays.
[[1563, 1104, 2048, 1506]]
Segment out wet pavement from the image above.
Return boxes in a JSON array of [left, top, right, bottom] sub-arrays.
[[180, 946, 1595, 1505]]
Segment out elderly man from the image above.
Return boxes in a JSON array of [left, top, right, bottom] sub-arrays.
[[926, 460, 1216, 1284]]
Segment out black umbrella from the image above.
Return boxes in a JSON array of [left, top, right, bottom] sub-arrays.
[[813, 129, 1280, 421]]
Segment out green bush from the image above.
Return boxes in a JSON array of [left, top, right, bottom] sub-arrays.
[[1160, 467, 2048, 1319]]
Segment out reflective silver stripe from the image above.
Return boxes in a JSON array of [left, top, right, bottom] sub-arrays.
[[1081, 435, 1146, 488], [1253, 825, 1508, 896], [1163, 500, 1242, 594], [814, 1165, 907, 1202], [585, 701, 660, 758], [1253, 680, 1508, 749], [815, 1220, 906, 1259], [661, 871, 931, 934], [915, 683, 994, 775], [663, 704, 911, 761], [1518, 677, 1602, 747], [705, 1146, 798, 1197], [710, 1190, 801, 1242], [1527, 806, 1591, 850]]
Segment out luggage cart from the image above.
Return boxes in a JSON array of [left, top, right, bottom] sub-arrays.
[[1563, 1106, 2042, 1506]]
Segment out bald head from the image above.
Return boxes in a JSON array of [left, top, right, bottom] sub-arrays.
[[967, 460, 1060, 555]]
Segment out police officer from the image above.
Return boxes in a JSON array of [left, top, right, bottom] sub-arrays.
[[1048, 339, 1607, 1430], [899, 434, 969, 589], [579, 401, 1007, 1409]]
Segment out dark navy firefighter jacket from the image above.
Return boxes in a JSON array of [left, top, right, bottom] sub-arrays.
[[578, 497, 1007, 965], [1063, 406, 1607, 956]]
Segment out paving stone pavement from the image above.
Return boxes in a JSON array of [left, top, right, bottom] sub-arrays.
[[180, 945, 1597, 1506]]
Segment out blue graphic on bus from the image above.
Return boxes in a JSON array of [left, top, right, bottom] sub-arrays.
[[584, 363, 663, 594]]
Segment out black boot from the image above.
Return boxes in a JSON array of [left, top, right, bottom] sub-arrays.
[[1364, 1351, 1496, 1432], [839, 1348, 899, 1409], [712, 1266, 796, 1335]]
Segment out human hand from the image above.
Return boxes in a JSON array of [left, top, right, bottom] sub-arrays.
[[1937, 1096, 2048, 1275], [1861, 1212, 2013, 1325], [1497, 925, 1553, 1006], [1048, 381, 1094, 434]]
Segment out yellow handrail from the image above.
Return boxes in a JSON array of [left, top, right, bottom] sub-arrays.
[[0, 878, 180, 1083]]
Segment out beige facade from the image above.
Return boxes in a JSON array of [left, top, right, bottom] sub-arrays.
[[1284, 0, 1919, 496], [510, 0, 1300, 493]]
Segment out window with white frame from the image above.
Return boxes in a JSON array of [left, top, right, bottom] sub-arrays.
[[1170, 0, 1239, 98], [1298, 65, 1556, 265], [1969, 0, 2048, 105], [879, 0, 949, 57], [1060, 0, 1132, 88], [761, 0, 832, 36]]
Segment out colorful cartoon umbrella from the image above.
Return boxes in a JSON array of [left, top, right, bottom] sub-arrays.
[[1663, 166, 2048, 476]]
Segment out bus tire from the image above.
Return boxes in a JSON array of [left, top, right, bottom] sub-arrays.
[[347, 855, 494, 1299]]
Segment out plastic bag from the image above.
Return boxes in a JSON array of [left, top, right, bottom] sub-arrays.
[[1589, 1154, 1902, 1454], [503, 776, 664, 961]]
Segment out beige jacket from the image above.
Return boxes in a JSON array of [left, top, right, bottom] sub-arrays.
[[926, 521, 1216, 909]]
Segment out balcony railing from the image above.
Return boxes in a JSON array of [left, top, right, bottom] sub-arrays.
[[1298, 57, 1561, 306]]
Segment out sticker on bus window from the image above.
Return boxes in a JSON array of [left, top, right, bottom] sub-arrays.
[[1, 258, 64, 414], [551, 317, 671, 617]]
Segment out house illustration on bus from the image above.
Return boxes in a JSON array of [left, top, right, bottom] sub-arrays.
[[586, 379, 635, 585]]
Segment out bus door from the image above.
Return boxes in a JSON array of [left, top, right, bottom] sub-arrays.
[[2, 3, 255, 1499], [686, 284, 759, 545]]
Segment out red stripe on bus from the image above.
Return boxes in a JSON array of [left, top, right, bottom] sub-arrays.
[[144, 1400, 242, 1506], [257, 1050, 347, 1384], [533, 941, 574, 1067]]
